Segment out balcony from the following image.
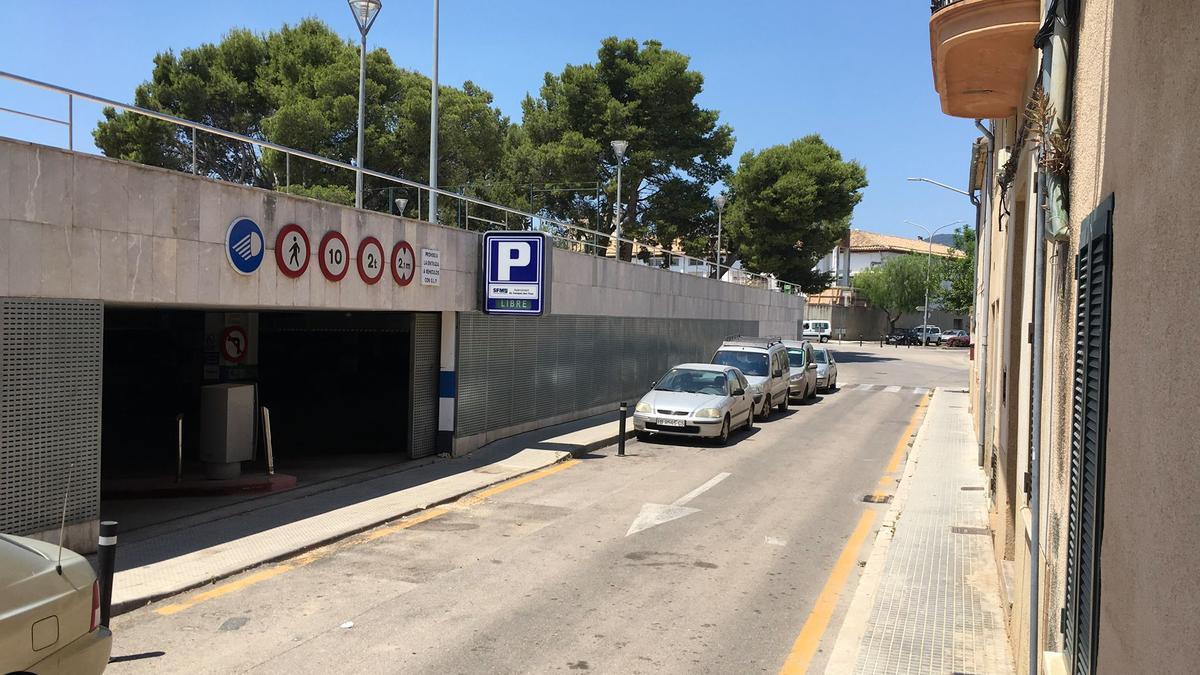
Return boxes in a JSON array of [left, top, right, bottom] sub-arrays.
[[929, 0, 1041, 118]]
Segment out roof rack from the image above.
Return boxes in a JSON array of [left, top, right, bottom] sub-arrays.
[[720, 335, 784, 348]]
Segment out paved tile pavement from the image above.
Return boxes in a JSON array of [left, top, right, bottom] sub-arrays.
[[830, 388, 1014, 675]]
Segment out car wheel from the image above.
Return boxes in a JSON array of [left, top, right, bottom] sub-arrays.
[[744, 409, 754, 432], [830, 376, 837, 391], [820, 335, 828, 343], [762, 395, 772, 420], [636, 431, 651, 442], [778, 393, 788, 412], [715, 416, 730, 446]]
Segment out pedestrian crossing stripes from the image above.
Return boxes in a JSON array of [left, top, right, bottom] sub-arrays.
[[834, 383, 932, 395]]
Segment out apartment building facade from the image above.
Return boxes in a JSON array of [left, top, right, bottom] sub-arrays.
[[928, 0, 1200, 673]]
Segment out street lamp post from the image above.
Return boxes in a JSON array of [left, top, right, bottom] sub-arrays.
[[611, 140, 628, 259], [348, 0, 381, 210], [714, 194, 727, 279], [906, 177, 971, 197], [428, 0, 440, 222], [905, 218, 965, 345]]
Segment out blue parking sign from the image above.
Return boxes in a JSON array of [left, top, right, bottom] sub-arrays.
[[482, 232, 550, 315]]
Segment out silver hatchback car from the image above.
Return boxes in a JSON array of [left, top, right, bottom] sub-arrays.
[[634, 363, 755, 445]]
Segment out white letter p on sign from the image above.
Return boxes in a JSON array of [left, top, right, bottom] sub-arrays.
[[497, 242, 531, 281]]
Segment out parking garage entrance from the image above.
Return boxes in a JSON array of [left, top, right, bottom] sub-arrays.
[[100, 307, 441, 518]]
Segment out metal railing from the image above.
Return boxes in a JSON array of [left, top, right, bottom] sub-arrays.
[[930, 0, 965, 13], [0, 69, 805, 294]]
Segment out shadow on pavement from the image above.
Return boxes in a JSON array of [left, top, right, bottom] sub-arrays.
[[109, 652, 167, 664], [827, 349, 902, 364], [98, 411, 626, 572]]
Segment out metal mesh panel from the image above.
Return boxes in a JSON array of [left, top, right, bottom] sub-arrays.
[[456, 314, 756, 438], [1, 298, 103, 535], [455, 314, 488, 437], [410, 313, 440, 458]]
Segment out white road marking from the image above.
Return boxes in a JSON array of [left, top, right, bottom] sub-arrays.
[[914, 387, 930, 395], [766, 536, 788, 547], [626, 472, 732, 536], [884, 385, 902, 393], [673, 472, 731, 507], [858, 384, 876, 391]]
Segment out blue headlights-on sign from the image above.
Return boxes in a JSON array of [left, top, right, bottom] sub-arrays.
[[482, 231, 550, 315], [225, 217, 265, 275]]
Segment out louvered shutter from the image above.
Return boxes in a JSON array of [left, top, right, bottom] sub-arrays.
[[1063, 194, 1113, 675]]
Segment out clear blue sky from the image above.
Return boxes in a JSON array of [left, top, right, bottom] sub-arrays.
[[0, 1, 978, 237]]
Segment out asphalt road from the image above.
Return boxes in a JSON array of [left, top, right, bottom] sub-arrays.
[[107, 345, 967, 674]]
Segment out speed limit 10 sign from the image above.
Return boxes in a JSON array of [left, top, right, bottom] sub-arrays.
[[318, 231, 350, 281]]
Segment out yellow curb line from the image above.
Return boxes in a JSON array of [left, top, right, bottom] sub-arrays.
[[155, 459, 580, 616]]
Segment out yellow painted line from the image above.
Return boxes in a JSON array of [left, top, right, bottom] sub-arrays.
[[778, 509, 878, 674], [777, 392, 933, 673], [156, 565, 298, 615], [884, 392, 931, 474], [456, 459, 581, 507], [360, 506, 451, 543], [154, 459, 581, 616]]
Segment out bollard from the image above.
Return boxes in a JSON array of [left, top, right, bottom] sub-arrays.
[[859, 333, 863, 346], [262, 406, 275, 476], [175, 414, 183, 483], [97, 520, 117, 626], [618, 402, 627, 456]]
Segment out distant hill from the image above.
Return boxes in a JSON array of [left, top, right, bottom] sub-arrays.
[[930, 233, 957, 247]]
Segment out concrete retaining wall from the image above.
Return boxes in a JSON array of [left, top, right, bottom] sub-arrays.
[[0, 138, 804, 327]]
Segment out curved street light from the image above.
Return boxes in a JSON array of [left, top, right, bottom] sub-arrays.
[[906, 176, 970, 197], [905, 218, 967, 345], [348, 0, 382, 209]]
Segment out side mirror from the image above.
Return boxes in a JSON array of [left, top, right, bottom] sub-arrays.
[[733, 388, 745, 396], [808, 363, 818, 370], [773, 369, 783, 378]]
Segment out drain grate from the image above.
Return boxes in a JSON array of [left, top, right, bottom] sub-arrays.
[[863, 494, 893, 504], [960, 486, 985, 491], [951, 526, 990, 536]]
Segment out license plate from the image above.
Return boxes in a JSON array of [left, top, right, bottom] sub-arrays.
[[657, 418, 686, 427]]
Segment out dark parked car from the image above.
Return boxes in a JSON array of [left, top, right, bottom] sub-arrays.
[[885, 328, 917, 345]]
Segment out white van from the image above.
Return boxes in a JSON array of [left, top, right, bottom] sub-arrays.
[[802, 320, 832, 343], [711, 336, 791, 420]]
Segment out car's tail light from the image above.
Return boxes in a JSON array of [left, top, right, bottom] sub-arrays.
[[90, 579, 100, 631]]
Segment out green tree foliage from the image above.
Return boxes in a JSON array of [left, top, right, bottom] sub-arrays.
[[511, 37, 735, 260], [725, 136, 867, 292], [853, 254, 940, 329], [93, 19, 510, 213], [935, 225, 976, 316]]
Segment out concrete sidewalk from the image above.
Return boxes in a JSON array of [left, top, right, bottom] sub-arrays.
[[826, 387, 1014, 674], [109, 412, 632, 614]]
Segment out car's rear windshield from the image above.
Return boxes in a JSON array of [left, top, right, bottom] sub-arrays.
[[813, 349, 829, 364], [786, 349, 806, 367], [712, 350, 769, 377], [654, 369, 728, 395]]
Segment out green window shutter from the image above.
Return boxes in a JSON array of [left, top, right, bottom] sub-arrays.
[[1064, 193, 1114, 675]]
